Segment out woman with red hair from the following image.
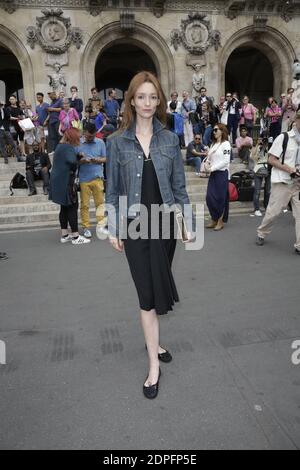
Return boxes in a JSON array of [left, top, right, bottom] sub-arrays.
[[49, 128, 90, 244], [106, 71, 194, 398]]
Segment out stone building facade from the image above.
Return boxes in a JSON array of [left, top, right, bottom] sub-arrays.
[[0, 0, 300, 108]]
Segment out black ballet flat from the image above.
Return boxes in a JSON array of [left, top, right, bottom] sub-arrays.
[[143, 369, 161, 399], [158, 350, 172, 363], [145, 345, 173, 363]]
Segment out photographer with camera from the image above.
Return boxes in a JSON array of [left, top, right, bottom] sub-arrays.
[[250, 137, 271, 216], [256, 111, 300, 254]]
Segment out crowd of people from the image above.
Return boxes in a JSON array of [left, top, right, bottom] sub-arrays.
[[0, 82, 300, 249]]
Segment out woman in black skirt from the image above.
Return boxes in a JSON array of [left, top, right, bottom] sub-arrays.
[[106, 71, 194, 399]]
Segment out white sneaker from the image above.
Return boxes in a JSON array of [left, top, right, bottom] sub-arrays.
[[83, 228, 92, 238], [254, 210, 262, 217], [60, 235, 73, 243], [96, 225, 109, 239], [71, 235, 91, 245]]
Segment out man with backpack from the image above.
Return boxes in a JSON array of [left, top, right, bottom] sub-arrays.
[[256, 110, 300, 254]]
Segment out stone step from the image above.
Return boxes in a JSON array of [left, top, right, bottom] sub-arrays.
[[0, 188, 29, 196], [0, 194, 49, 205], [0, 203, 256, 232], [0, 202, 57, 215], [0, 207, 97, 225]]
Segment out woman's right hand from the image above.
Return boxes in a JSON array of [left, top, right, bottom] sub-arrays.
[[109, 236, 124, 252]]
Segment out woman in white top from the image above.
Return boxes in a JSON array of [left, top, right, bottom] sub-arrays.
[[205, 123, 231, 230]]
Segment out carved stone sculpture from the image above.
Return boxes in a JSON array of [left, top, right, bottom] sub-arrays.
[[47, 63, 67, 92], [26, 9, 83, 54], [170, 13, 221, 55], [192, 64, 205, 99]]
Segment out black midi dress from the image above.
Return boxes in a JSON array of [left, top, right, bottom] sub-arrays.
[[122, 146, 179, 315]]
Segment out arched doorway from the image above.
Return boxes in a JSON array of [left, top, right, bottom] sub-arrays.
[[0, 25, 34, 105], [219, 26, 295, 107], [225, 47, 273, 108], [95, 43, 157, 101], [0, 45, 24, 102], [81, 22, 175, 103]]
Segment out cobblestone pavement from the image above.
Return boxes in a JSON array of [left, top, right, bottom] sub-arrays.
[[0, 214, 300, 450]]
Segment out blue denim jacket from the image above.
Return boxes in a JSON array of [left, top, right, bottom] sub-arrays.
[[105, 117, 195, 237]]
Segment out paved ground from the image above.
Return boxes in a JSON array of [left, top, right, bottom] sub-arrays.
[[0, 213, 300, 450]]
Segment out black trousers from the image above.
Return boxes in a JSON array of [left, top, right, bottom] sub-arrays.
[[59, 202, 79, 232], [48, 122, 60, 153], [227, 115, 239, 144], [0, 129, 21, 161], [26, 168, 50, 192]]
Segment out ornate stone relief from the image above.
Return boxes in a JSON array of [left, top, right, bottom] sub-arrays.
[[253, 15, 268, 31], [26, 9, 83, 54], [120, 10, 135, 32], [152, 0, 166, 18], [225, 0, 298, 22], [170, 13, 221, 55], [86, 0, 107, 16]]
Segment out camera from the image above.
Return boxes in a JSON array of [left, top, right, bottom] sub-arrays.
[[292, 59, 300, 80]]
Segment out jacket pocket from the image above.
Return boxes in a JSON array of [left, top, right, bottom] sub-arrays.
[[161, 149, 175, 174], [117, 152, 136, 166]]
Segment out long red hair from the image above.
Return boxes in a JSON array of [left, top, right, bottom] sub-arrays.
[[121, 71, 167, 129]]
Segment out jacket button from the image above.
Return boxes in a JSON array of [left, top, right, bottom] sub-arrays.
[[135, 193, 139, 197], [137, 173, 141, 177], [138, 155, 142, 159]]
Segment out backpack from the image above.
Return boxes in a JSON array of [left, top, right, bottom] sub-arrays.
[[9, 172, 28, 196], [173, 113, 184, 136]]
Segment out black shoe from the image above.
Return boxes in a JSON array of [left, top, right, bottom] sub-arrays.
[[4, 160, 8, 164], [256, 236, 264, 246], [143, 369, 161, 399], [145, 344, 172, 363], [158, 350, 172, 363], [28, 190, 37, 196], [295, 248, 300, 255]]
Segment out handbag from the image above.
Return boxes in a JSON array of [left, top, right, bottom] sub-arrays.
[[9, 172, 28, 195], [200, 156, 211, 177], [175, 210, 189, 243], [255, 164, 269, 178], [18, 118, 35, 131], [229, 182, 239, 201]]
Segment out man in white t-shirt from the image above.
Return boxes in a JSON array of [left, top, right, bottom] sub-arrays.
[[256, 110, 300, 254]]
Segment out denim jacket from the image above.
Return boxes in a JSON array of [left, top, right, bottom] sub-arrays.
[[105, 117, 195, 238]]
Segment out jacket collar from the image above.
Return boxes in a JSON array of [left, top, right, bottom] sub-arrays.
[[121, 116, 165, 140]]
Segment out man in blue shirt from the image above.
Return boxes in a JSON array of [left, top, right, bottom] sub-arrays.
[[78, 122, 107, 238], [35, 92, 49, 153], [47, 91, 63, 153], [104, 89, 120, 129]]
